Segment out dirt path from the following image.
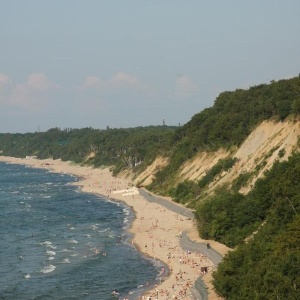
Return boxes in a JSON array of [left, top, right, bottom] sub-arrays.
[[140, 188, 224, 300]]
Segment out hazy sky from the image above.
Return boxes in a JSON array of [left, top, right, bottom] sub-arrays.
[[0, 1, 299, 133]]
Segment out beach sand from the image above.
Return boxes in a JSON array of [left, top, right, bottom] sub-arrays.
[[0, 156, 229, 300]]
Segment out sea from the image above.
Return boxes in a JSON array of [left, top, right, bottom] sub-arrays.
[[0, 162, 164, 300]]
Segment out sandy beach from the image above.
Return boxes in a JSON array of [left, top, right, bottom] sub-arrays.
[[0, 156, 230, 300]]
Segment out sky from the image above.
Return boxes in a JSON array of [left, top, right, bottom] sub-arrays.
[[0, 1, 299, 133]]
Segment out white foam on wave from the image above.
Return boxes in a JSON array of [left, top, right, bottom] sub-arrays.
[[123, 208, 130, 216], [47, 256, 55, 261], [98, 228, 110, 233], [47, 245, 57, 250], [60, 249, 72, 253], [67, 238, 78, 244], [40, 241, 52, 246], [46, 250, 56, 256], [40, 265, 56, 274], [91, 224, 98, 230], [61, 258, 71, 264], [105, 198, 120, 206], [24, 274, 31, 279]]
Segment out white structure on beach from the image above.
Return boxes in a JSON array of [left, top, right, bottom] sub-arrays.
[[112, 187, 139, 197]]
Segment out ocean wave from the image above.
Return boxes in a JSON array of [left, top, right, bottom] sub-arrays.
[[59, 249, 72, 253], [46, 245, 57, 250], [98, 228, 110, 233], [46, 250, 56, 256], [61, 258, 71, 264], [40, 264, 56, 274], [40, 241, 52, 246], [91, 224, 98, 230], [67, 238, 78, 244], [123, 208, 130, 215]]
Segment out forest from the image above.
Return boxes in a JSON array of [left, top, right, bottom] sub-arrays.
[[211, 154, 300, 299], [0, 76, 299, 299]]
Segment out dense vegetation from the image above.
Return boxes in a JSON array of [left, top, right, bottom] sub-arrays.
[[1, 75, 300, 299], [149, 76, 300, 193], [0, 126, 176, 175], [211, 153, 300, 299]]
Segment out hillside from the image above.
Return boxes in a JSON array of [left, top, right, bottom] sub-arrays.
[[139, 77, 299, 299], [1, 76, 299, 299], [155, 123, 298, 298], [117, 118, 299, 201]]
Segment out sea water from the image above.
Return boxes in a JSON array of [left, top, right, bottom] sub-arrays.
[[0, 162, 162, 300]]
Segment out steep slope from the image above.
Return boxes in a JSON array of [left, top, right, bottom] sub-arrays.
[[137, 119, 299, 198], [190, 119, 299, 194], [121, 156, 169, 186]]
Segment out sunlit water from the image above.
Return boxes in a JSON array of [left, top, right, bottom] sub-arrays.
[[0, 162, 163, 300]]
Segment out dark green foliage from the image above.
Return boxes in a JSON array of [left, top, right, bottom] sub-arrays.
[[0, 126, 177, 172], [197, 153, 300, 247], [198, 157, 238, 188], [278, 148, 286, 158], [151, 76, 300, 190], [154, 157, 239, 207], [231, 172, 254, 192], [292, 96, 300, 115], [169, 180, 201, 204], [211, 153, 300, 299], [213, 216, 300, 299], [196, 190, 259, 247], [176, 77, 300, 151]]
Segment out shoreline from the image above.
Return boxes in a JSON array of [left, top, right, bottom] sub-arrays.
[[0, 156, 229, 299]]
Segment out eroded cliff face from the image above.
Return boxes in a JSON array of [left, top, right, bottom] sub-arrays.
[[121, 156, 169, 186], [127, 119, 300, 195]]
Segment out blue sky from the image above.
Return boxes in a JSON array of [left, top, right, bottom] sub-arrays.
[[0, 1, 299, 133]]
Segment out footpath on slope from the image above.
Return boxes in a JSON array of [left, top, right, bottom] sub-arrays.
[[140, 188, 226, 300]]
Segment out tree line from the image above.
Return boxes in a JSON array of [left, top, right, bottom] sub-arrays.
[[1, 75, 300, 299]]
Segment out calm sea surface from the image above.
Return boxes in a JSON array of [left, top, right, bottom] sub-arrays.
[[0, 162, 162, 300]]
